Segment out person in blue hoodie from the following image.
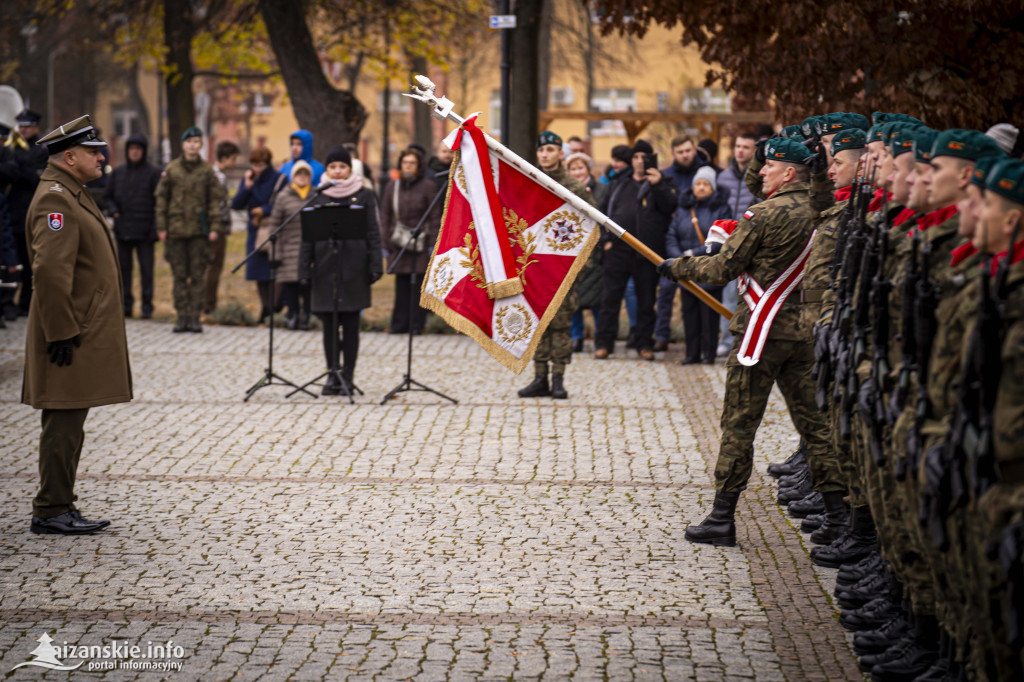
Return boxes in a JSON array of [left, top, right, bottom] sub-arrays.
[[278, 130, 325, 187], [662, 165, 731, 364]]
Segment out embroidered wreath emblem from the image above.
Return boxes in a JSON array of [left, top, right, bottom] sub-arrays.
[[432, 255, 455, 297], [494, 303, 533, 344], [543, 211, 584, 252]]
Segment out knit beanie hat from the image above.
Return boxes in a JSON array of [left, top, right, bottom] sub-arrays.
[[290, 159, 312, 180], [693, 165, 717, 192], [324, 145, 352, 167], [632, 139, 654, 156]]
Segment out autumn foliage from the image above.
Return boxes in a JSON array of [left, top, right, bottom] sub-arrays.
[[594, 0, 1024, 130]]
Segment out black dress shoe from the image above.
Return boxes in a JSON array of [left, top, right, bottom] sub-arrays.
[[141, 307, 154, 320], [653, 339, 669, 352], [69, 510, 111, 530], [31, 511, 109, 535], [681, 357, 701, 365], [572, 338, 584, 353], [124, 308, 133, 318]]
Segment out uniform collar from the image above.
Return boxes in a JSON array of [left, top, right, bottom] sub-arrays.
[[42, 162, 87, 196]]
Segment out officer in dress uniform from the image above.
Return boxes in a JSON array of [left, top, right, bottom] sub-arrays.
[[22, 115, 132, 535]]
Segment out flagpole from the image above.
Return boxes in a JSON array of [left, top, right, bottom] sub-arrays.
[[404, 76, 733, 322]]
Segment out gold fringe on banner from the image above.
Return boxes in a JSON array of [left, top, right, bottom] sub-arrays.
[[486, 277, 524, 300], [419, 150, 600, 374]]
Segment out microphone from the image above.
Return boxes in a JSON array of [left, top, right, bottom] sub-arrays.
[[315, 177, 335, 191]]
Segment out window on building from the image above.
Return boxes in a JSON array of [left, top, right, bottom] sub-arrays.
[[111, 107, 140, 139], [589, 88, 637, 137], [656, 91, 669, 113], [253, 92, 274, 115], [682, 87, 732, 113]]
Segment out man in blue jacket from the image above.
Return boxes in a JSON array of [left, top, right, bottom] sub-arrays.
[[278, 130, 325, 187]]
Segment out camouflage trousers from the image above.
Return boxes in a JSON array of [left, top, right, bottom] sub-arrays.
[[535, 291, 577, 375], [965, 483, 1024, 682], [165, 236, 211, 318], [715, 336, 844, 495]]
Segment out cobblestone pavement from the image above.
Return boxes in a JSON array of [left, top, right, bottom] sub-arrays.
[[0, 318, 861, 680]]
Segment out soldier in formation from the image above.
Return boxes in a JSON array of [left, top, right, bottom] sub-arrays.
[[661, 111, 1023, 681]]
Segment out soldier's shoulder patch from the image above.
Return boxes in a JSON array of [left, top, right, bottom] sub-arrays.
[[47, 213, 64, 231], [743, 209, 756, 220], [48, 183, 63, 193]]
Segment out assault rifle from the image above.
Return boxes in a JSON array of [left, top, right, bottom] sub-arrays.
[[901, 239, 940, 482], [867, 208, 892, 463], [891, 229, 921, 422]]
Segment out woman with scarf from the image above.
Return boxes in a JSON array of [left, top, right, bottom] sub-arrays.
[[232, 148, 281, 322], [259, 160, 314, 330], [379, 148, 442, 334], [298, 147, 383, 394]]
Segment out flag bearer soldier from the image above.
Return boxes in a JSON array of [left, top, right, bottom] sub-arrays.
[[658, 137, 846, 547]]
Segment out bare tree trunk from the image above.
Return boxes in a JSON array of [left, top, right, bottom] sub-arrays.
[[163, 0, 195, 155], [508, 0, 543, 157], [537, 0, 552, 112], [409, 55, 433, 151], [258, 0, 367, 161]]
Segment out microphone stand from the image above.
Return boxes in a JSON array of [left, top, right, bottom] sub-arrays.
[[380, 171, 458, 405], [233, 183, 331, 401]]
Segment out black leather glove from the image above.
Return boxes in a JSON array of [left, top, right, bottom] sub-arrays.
[[754, 138, 767, 163], [46, 335, 81, 367], [656, 259, 676, 280], [803, 140, 827, 175]]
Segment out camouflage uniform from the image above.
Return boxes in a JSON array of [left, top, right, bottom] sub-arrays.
[[670, 181, 842, 495], [963, 258, 1024, 681], [155, 157, 225, 319], [533, 165, 594, 375]]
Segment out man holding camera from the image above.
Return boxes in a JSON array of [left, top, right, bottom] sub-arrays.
[[594, 140, 676, 361]]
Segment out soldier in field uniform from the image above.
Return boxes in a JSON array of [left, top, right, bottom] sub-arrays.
[[22, 115, 132, 535], [658, 137, 844, 547]]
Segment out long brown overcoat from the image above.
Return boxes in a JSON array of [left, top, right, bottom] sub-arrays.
[[21, 163, 133, 409], [379, 173, 442, 275]]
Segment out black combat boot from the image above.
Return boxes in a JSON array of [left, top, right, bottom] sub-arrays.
[[685, 492, 740, 547], [811, 506, 878, 568], [800, 513, 825, 532], [173, 316, 189, 332], [766, 447, 806, 478], [778, 473, 814, 505], [869, 614, 941, 681], [788, 491, 824, 518], [836, 569, 894, 609], [550, 373, 568, 399], [810, 491, 849, 545], [853, 610, 911, 655], [840, 594, 902, 631], [188, 315, 203, 333], [518, 368, 550, 398], [837, 550, 884, 586]]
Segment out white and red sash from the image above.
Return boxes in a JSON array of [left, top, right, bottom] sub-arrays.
[[735, 232, 816, 366]]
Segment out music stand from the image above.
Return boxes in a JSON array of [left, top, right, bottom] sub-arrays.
[[380, 173, 458, 406], [233, 193, 322, 402], [289, 203, 368, 402]]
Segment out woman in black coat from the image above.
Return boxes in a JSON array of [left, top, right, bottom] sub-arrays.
[[298, 146, 383, 394]]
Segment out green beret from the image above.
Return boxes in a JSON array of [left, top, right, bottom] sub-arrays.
[[819, 112, 870, 136], [985, 158, 1024, 206], [780, 125, 804, 140], [970, 155, 1005, 188], [181, 125, 203, 141], [911, 128, 939, 163], [830, 128, 867, 156], [887, 123, 923, 157], [800, 116, 820, 138], [931, 129, 1006, 163], [872, 112, 924, 127], [536, 130, 562, 149], [764, 137, 812, 164]]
